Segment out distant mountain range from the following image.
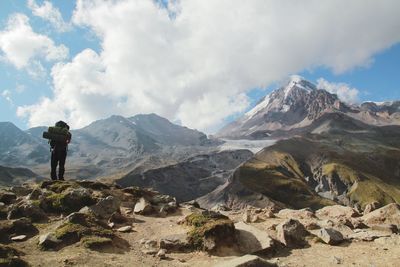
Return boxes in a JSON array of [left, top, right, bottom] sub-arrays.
[[0, 113, 217, 179], [1, 76, 399, 212], [218, 75, 400, 139]]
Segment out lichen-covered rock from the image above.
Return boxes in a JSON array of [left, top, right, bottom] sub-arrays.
[[276, 219, 309, 248], [7, 201, 48, 222], [185, 211, 236, 251], [40, 187, 95, 213]]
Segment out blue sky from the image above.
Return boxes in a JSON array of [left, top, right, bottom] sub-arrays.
[[0, 1, 399, 132]]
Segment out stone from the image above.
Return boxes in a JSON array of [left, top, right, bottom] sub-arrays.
[[156, 249, 167, 259], [235, 222, 275, 254], [26, 188, 43, 200], [213, 254, 277, 267], [159, 234, 190, 252], [242, 210, 251, 223], [276, 219, 309, 248], [374, 235, 400, 246], [38, 233, 61, 250], [7, 201, 48, 222], [142, 249, 158, 255], [304, 222, 320, 230], [348, 229, 392, 241], [144, 239, 158, 249], [332, 256, 343, 265], [134, 197, 153, 215], [0, 218, 39, 242], [117, 226, 132, 233], [317, 228, 344, 245], [11, 235, 27, 241], [370, 224, 398, 234], [211, 204, 231, 212], [0, 190, 17, 204], [10, 186, 32, 196], [277, 208, 316, 220], [150, 194, 175, 205], [361, 203, 400, 226], [316, 205, 360, 220], [363, 202, 379, 215], [90, 196, 121, 219], [108, 211, 128, 224]]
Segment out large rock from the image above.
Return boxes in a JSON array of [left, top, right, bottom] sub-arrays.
[[40, 187, 95, 213], [361, 203, 400, 226], [159, 233, 191, 252], [277, 208, 316, 220], [316, 228, 344, 245], [134, 197, 153, 215], [7, 201, 48, 222], [348, 229, 392, 241], [38, 233, 61, 250], [316, 205, 359, 220], [185, 211, 236, 251], [235, 222, 275, 253], [89, 196, 121, 219], [213, 255, 277, 267], [276, 219, 309, 248]]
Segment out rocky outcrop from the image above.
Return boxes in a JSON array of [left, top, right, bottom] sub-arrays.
[[361, 203, 400, 226]]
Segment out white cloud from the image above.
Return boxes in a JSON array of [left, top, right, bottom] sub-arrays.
[[0, 13, 68, 72], [317, 78, 359, 104], [17, 0, 400, 132], [1, 90, 13, 105], [27, 0, 71, 32]]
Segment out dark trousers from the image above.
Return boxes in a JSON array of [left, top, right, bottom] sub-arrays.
[[51, 148, 67, 180]]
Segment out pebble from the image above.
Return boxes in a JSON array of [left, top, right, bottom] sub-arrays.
[[117, 226, 132, 232], [11, 235, 27, 241]]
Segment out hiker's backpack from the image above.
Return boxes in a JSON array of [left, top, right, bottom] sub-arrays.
[[42, 121, 71, 144]]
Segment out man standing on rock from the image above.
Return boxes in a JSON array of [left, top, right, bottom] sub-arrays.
[[49, 121, 72, 181]]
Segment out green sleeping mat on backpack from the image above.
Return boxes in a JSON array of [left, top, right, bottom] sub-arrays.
[[42, 131, 68, 142], [48, 126, 69, 136]]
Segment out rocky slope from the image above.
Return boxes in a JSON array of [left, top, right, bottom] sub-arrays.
[[116, 150, 253, 202], [0, 180, 399, 266], [218, 76, 400, 139], [200, 113, 400, 211]]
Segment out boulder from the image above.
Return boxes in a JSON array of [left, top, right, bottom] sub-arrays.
[[316, 228, 344, 245], [235, 222, 275, 254], [89, 196, 121, 219], [40, 187, 95, 213], [159, 234, 190, 252], [38, 233, 62, 250], [7, 201, 48, 222], [0, 190, 17, 204], [213, 254, 277, 267], [361, 203, 400, 226], [277, 208, 316, 220], [276, 219, 309, 248], [316, 205, 359, 220], [363, 202, 380, 215], [134, 197, 153, 215], [185, 211, 236, 251]]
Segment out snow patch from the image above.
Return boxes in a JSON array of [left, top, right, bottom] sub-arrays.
[[245, 95, 271, 119], [218, 138, 276, 153]]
